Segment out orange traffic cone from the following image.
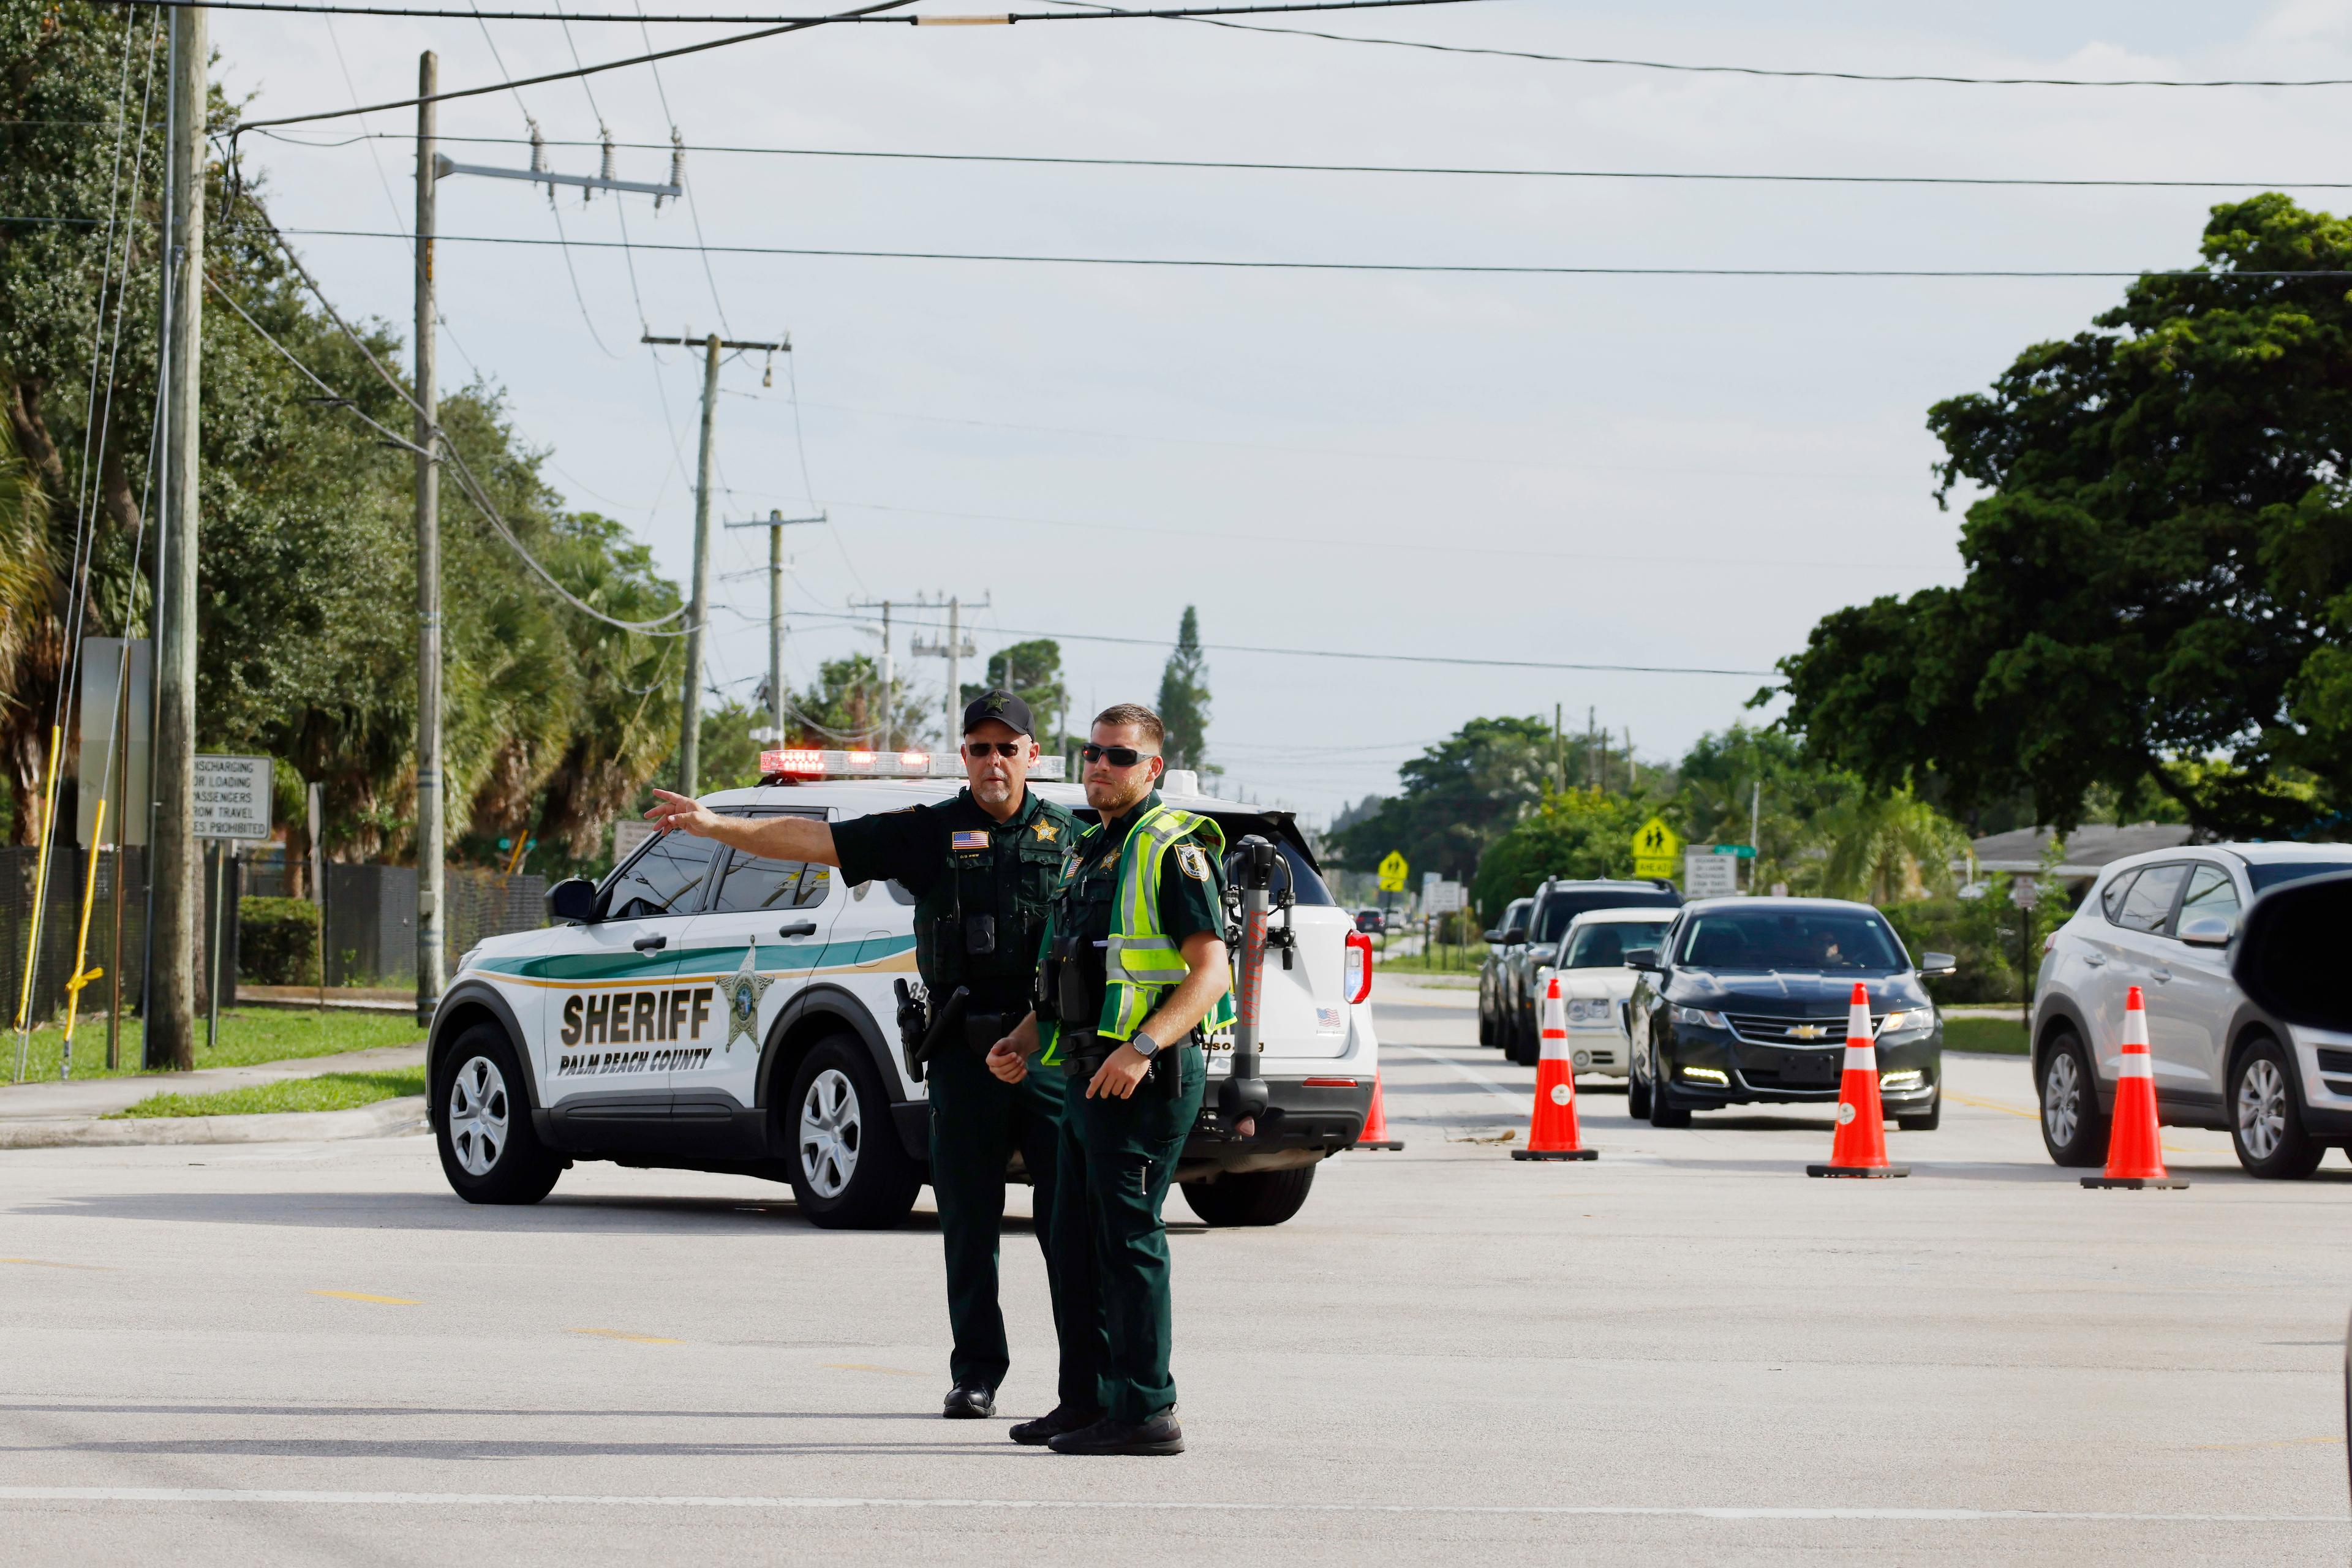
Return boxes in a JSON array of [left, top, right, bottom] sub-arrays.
[[1807, 981, 1909, 1178], [1513, 976, 1597, 1161], [1355, 1072, 1403, 1151], [2084, 985, 2188, 1189]]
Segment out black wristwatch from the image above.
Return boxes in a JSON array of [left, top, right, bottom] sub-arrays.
[[1128, 1030, 1161, 1061]]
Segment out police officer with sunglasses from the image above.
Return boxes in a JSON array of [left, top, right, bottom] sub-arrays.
[[645, 690, 1082, 1425], [984, 702, 1233, 1455]]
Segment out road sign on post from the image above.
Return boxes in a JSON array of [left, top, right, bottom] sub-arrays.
[[1630, 818, 1681, 880], [1684, 851, 1739, 898], [191, 756, 272, 842], [1377, 851, 1410, 892]]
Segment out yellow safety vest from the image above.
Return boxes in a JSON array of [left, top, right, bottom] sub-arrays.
[[1039, 802, 1237, 1059]]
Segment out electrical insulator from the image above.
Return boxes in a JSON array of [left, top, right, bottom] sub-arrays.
[[660, 129, 685, 213], [763, 353, 774, 388]]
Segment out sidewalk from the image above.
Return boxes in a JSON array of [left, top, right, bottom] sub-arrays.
[[0, 1042, 426, 1121]]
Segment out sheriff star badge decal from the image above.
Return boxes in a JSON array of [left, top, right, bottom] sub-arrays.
[[714, 941, 775, 1052]]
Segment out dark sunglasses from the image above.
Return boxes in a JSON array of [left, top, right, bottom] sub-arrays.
[[1082, 743, 1155, 767], [963, 740, 1026, 758]]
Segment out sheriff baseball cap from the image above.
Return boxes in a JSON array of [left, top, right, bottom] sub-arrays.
[[962, 689, 1036, 737]]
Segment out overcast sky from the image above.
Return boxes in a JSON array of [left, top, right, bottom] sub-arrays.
[[208, 0, 2351, 824]]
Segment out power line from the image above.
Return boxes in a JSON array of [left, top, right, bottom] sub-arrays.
[[1114, 4, 2352, 88], [784, 608, 1775, 676], [233, 0, 919, 132], [810, 496, 1947, 575], [128, 0, 1477, 21], [244, 130, 2352, 191], [255, 225, 2352, 279]]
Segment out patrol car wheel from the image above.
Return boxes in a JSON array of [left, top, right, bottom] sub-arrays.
[[784, 1035, 922, 1230], [434, 1025, 561, 1205], [1181, 1166, 1314, 1227]]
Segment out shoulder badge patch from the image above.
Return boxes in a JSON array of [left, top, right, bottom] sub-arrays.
[[1174, 844, 1212, 881], [951, 830, 990, 851]]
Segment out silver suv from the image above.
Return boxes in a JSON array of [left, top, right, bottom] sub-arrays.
[[2033, 842, 2352, 1178]]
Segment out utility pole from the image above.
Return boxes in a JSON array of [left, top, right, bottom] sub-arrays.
[[149, 0, 206, 1071], [724, 510, 823, 742], [912, 596, 984, 747], [641, 330, 790, 795], [1586, 706, 1598, 793], [1553, 701, 1564, 794], [412, 51, 445, 1028], [851, 597, 938, 750]]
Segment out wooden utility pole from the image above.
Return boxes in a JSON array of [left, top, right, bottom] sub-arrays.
[[412, 52, 445, 1027], [149, 0, 206, 1071], [641, 329, 789, 794], [725, 510, 822, 744]]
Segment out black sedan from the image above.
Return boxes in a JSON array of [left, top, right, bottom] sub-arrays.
[[1624, 899, 1953, 1131]]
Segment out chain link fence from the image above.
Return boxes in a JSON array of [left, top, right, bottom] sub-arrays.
[[2, 847, 543, 1026]]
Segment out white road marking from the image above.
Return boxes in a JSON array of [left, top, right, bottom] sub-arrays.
[[0, 1488, 2338, 1524], [1390, 1041, 1529, 1115]]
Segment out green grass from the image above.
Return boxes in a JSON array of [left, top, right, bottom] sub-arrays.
[[5, 1007, 424, 1085], [1371, 939, 1485, 976], [1944, 1016, 2028, 1055], [107, 1066, 428, 1118]]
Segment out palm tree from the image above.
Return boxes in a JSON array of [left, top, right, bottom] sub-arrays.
[[1812, 788, 1964, 906], [0, 417, 59, 844]]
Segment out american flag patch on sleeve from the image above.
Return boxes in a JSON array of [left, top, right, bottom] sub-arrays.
[[951, 830, 990, 851]]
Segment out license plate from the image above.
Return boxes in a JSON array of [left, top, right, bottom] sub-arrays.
[[1784, 1052, 1838, 1086]]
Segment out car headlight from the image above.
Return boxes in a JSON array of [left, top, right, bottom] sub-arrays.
[[1877, 1009, 1933, 1040], [1674, 1005, 1728, 1030], [1567, 998, 1611, 1024]]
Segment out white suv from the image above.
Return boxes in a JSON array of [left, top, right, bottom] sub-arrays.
[[2032, 841, 2352, 1178], [424, 765, 1380, 1228]]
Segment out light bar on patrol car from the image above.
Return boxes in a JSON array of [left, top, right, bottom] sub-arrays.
[[760, 747, 1068, 782]]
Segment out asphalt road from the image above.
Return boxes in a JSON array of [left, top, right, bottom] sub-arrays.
[[2, 982, 2347, 1564]]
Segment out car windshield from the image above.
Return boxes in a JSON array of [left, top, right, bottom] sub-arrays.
[[1535, 887, 1676, 943], [1561, 920, 1672, 969], [2247, 861, 2352, 893], [1676, 908, 1907, 973]]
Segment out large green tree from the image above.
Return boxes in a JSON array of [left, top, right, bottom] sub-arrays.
[[0, 4, 684, 865], [1777, 195, 2352, 840]]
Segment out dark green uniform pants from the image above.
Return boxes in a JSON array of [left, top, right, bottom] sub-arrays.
[[1051, 1047, 1207, 1425], [925, 1042, 1084, 1403]]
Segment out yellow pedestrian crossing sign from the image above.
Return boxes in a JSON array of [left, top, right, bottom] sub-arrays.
[[1376, 851, 1410, 892], [1630, 818, 1680, 880]]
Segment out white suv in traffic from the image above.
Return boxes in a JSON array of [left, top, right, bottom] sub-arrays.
[[2032, 841, 2352, 1178], [424, 759, 1381, 1228]]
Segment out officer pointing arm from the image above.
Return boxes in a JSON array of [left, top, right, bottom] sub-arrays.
[[646, 695, 1091, 1434]]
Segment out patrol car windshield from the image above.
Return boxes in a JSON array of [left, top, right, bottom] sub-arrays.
[[1675, 908, 1907, 973], [1561, 920, 1672, 969]]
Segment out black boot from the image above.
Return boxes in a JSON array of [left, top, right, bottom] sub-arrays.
[[1046, 1412, 1184, 1456], [941, 1383, 995, 1419], [1009, 1403, 1104, 1446]]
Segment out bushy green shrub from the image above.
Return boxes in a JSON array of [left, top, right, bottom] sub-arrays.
[[239, 897, 320, 986]]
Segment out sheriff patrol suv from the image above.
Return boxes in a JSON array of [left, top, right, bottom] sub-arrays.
[[424, 753, 1380, 1230]]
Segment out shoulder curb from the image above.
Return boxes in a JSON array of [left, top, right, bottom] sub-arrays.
[[0, 1096, 428, 1150]]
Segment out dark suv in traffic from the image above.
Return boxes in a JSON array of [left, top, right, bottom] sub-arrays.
[[1624, 898, 1953, 1129], [1492, 877, 1681, 1065]]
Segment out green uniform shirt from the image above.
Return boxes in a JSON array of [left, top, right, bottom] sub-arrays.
[[831, 786, 1076, 1014]]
